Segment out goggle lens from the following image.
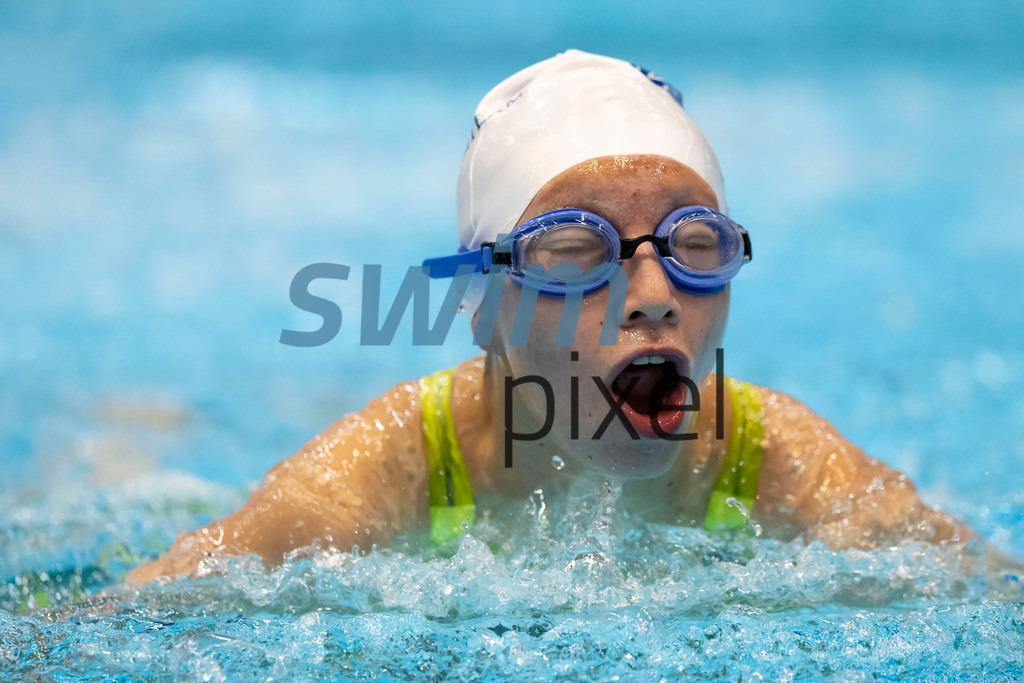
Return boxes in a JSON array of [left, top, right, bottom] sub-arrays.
[[668, 217, 741, 272], [519, 224, 615, 275]]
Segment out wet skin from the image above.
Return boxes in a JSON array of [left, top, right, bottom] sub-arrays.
[[127, 155, 986, 585]]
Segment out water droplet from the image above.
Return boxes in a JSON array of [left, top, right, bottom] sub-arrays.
[[460, 521, 470, 530], [551, 455, 565, 470], [725, 496, 748, 515]]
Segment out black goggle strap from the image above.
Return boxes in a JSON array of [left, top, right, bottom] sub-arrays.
[[618, 233, 674, 260], [618, 224, 753, 264]]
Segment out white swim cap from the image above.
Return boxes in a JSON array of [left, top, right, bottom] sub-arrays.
[[457, 48, 728, 255]]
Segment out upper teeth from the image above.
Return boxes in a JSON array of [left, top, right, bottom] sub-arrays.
[[631, 355, 666, 366]]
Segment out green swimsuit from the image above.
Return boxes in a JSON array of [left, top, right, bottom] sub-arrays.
[[419, 367, 764, 545]]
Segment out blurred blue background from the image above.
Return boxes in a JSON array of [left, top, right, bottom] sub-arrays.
[[1, 0, 1022, 510]]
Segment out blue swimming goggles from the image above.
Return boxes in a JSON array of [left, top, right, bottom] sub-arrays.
[[423, 206, 752, 296]]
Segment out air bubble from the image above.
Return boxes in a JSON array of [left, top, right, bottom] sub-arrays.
[[551, 455, 565, 470]]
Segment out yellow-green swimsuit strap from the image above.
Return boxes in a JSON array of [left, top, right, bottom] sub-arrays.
[[704, 377, 765, 531], [419, 367, 476, 545]]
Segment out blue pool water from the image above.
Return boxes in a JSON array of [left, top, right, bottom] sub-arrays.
[[2, 1, 1024, 679]]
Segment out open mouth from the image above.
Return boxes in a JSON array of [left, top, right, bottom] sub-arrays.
[[608, 352, 691, 438], [611, 355, 682, 415]]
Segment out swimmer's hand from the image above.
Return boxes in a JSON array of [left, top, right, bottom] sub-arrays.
[[126, 382, 429, 584]]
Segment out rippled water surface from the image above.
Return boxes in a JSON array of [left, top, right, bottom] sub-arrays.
[[3, 1, 1024, 680], [4, 478, 1024, 680]]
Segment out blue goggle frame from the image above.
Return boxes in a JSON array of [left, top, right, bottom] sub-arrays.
[[423, 205, 751, 296]]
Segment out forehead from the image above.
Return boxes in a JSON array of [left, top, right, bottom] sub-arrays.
[[517, 154, 720, 228]]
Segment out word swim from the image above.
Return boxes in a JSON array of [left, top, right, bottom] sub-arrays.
[[502, 350, 727, 468], [278, 261, 628, 348]]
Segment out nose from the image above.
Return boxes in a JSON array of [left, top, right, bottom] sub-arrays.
[[621, 242, 680, 327]]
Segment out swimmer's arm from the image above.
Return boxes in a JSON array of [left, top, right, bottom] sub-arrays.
[[755, 389, 975, 550], [126, 382, 428, 584]]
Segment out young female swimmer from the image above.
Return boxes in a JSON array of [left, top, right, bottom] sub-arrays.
[[128, 50, 980, 584]]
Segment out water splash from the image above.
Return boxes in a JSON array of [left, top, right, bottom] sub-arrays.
[[2, 475, 1023, 679], [725, 495, 764, 537]]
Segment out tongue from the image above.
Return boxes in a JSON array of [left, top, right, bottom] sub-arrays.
[[612, 364, 676, 415]]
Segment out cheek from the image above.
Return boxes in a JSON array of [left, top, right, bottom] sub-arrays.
[[494, 287, 561, 372], [707, 288, 730, 336], [491, 281, 616, 395], [495, 291, 604, 409], [495, 283, 607, 348], [691, 289, 730, 374]]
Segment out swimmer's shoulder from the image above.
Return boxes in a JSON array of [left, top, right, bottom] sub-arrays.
[[298, 356, 492, 497], [447, 355, 498, 489], [695, 381, 845, 533], [746, 384, 905, 529], [749, 383, 979, 549], [267, 377, 430, 513], [286, 357, 491, 504], [138, 378, 440, 570], [746, 386, 831, 519], [682, 379, 811, 523]]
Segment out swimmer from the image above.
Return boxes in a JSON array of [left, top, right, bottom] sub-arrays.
[[127, 50, 989, 584]]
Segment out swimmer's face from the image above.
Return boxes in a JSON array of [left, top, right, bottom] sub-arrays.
[[486, 154, 729, 479]]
